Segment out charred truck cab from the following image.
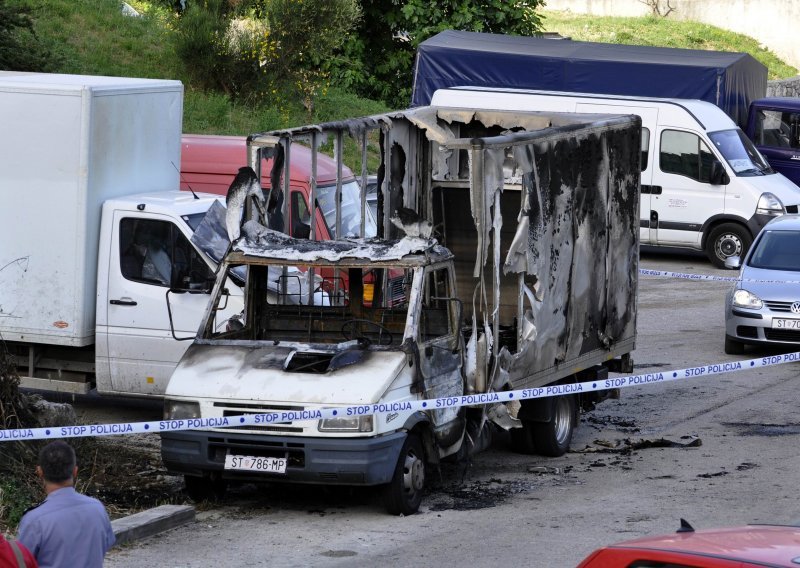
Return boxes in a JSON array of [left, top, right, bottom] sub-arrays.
[[161, 106, 641, 514]]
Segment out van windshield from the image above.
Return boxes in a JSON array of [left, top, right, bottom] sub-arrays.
[[708, 129, 773, 176], [317, 181, 377, 238]]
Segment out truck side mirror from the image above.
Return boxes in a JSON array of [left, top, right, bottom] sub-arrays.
[[710, 161, 729, 186]]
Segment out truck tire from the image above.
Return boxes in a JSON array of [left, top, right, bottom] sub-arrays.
[[724, 335, 745, 355], [705, 223, 752, 269], [510, 422, 537, 455], [184, 475, 226, 502], [382, 434, 425, 515], [532, 395, 578, 457]]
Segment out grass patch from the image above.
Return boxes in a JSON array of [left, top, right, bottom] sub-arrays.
[[541, 10, 797, 80]]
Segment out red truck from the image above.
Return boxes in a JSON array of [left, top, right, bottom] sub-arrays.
[[180, 134, 377, 240]]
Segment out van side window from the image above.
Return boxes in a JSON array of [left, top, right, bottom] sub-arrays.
[[640, 127, 650, 170], [755, 109, 800, 149], [659, 130, 715, 183], [119, 218, 214, 289], [290, 191, 311, 239]]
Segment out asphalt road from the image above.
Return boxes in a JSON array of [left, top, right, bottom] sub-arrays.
[[105, 247, 800, 568]]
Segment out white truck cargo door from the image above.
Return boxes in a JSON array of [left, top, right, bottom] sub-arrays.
[[101, 210, 215, 397], [576, 103, 657, 245]]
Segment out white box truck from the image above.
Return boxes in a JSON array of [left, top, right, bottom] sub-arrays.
[[0, 73, 233, 396], [429, 88, 800, 268]]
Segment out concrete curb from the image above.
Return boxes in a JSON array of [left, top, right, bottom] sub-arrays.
[[111, 504, 195, 546]]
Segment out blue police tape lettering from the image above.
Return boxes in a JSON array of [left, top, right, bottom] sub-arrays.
[[545, 383, 583, 395], [606, 378, 626, 388], [159, 420, 185, 431], [372, 402, 412, 414], [89, 424, 133, 435], [436, 397, 460, 408], [254, 413, 280, 424], [0, 428, 34, 440], [347, 406, 371, 416], [461, 393, 500, 406], [280, 410, 322, 422], [627, 373, 664, 385], [61, 426, 88, 436], [684, 367, 706, 377], [522, 387, 544, 398]]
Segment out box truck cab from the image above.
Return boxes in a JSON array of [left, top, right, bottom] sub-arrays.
[[180, 134, 376, 240], [431, 87, 800, 268], [746, 97, 800, 188]]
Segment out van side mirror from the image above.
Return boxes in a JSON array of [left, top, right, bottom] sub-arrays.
[[710, 161, 729, 186]]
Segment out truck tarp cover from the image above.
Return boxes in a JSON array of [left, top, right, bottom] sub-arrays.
[[412, 30, 767, 127]]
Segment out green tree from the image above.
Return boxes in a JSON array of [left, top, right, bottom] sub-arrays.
[[0, 0, 58, 71], [340, 0, 545, 108], [175, 0, 360, 114]]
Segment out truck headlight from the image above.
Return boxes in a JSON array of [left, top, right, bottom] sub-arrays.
[[756, 192, 784, 216], [164, 400, 201, 420], [318, 415, 374, 432], [733, 289, 762, 309]]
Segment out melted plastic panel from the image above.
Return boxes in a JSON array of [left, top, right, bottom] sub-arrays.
[[500, 125, 640, 382]]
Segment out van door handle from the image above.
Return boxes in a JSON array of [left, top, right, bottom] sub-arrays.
[[110, 299, 137, 306], [642, 185, 662, 195]]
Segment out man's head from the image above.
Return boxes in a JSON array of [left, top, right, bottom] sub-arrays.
[[37, 441, 77, 486]]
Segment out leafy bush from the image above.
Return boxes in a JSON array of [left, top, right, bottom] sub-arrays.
[[0, 0, 59, 71]]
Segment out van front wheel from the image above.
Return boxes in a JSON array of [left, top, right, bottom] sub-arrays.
[[382, 434, 425, 515], [706, 223, 752, 269]]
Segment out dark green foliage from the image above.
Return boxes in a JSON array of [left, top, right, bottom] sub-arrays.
[[0, 0, 59, 71], [338, 0, 545, 108]]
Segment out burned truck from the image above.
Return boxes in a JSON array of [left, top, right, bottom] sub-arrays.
[[160, 107, 641, 514]]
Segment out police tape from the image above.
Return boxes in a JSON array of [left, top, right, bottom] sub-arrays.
[[639, 268, 738, 282], [3, 351, 800, 442], [639, 267, 800, 284]]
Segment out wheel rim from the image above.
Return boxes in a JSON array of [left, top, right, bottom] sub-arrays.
[[552, 398, 572, 445], [715, 232, 742, 260], [402, 448, 425, 495]]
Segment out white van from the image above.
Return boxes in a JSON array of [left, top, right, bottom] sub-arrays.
[[430, 87, 800, 268]]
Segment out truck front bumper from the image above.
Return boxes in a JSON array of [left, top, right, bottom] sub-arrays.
[[161, 429, 406, 486]]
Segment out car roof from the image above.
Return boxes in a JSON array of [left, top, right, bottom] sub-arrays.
[[610, 525, 800, 566], [764, 214, 800, 231]]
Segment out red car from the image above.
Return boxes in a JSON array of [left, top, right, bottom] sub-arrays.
[[578, 520, 800, 567]]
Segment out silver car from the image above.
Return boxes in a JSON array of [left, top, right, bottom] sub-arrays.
[[724, 214, 800, 354]]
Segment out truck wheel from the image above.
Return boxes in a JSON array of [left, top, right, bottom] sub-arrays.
[[706, 223, 752, 269], [184, 475, 227, 502], [724, 335, 745, 355], [510, 422, 537, 455], [532, 395, 578, 457], [383, 434, 425, 515]]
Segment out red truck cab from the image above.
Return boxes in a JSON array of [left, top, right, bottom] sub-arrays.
[[180, 134, 376, 240]]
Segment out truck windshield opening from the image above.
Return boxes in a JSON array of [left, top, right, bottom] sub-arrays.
[[204, 263, 413, 346]]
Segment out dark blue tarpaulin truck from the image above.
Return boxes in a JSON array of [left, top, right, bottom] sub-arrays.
[[411, 30, 800, 186]]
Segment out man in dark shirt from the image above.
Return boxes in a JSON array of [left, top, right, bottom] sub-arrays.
[[17, 441, 115, 568]]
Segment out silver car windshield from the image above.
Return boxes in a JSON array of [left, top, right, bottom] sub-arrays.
[[708, 129, 773, 176], [316, 181, 377, 238], [748, 230, 800, 271]]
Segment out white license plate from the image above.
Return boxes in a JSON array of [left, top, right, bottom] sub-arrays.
[[772, 318, 800, 329], [224, 454, 287, 474]]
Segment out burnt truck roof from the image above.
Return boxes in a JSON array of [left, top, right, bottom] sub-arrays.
[[230, 228, 452, 267]]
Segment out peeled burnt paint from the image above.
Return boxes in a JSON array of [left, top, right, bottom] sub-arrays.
[[493, 125, 640, 386]]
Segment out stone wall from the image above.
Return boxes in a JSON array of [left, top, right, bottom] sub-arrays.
[[767, 77, 800, 98]]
